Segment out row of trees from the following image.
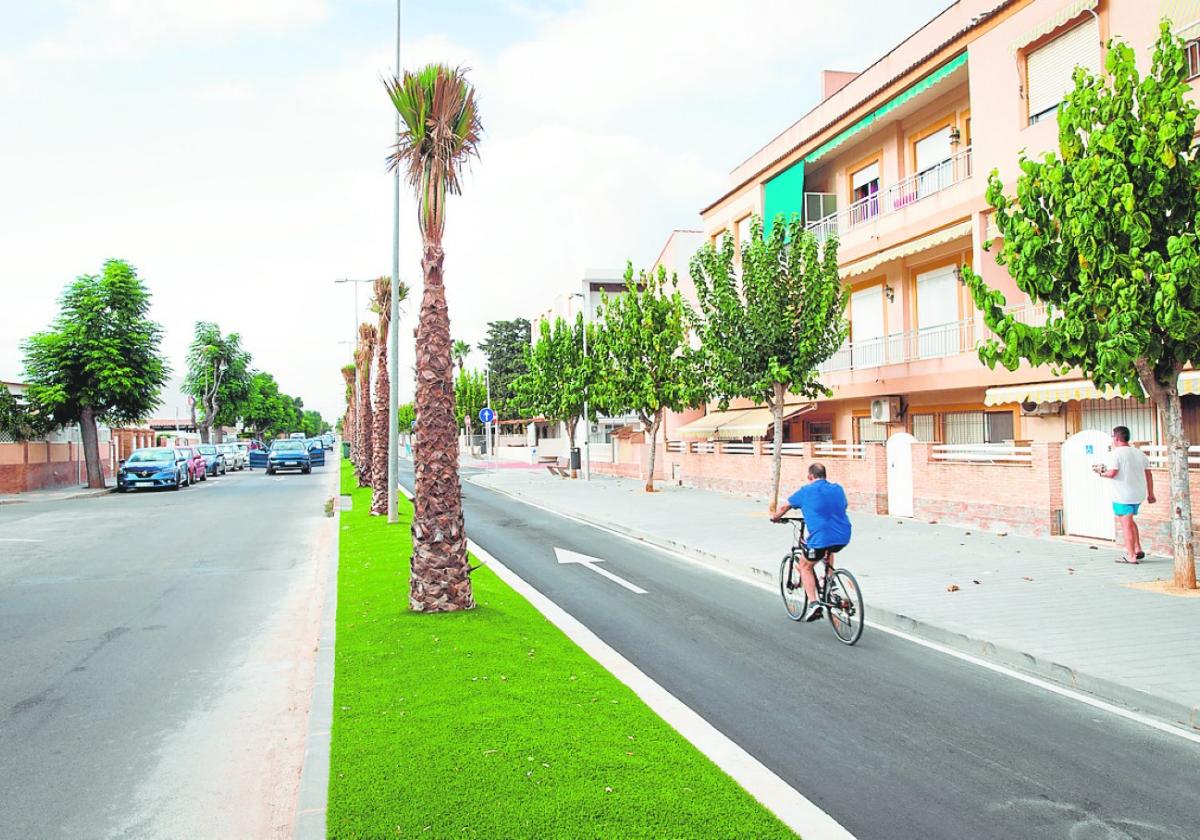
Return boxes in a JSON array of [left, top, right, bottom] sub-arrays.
[[2, 259, 329, 489]]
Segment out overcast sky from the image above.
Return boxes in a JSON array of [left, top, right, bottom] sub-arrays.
[[0, 0, 951, 422]]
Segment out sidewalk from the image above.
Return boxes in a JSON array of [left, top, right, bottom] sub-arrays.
[[0, 479, 115, 505], [469, 470, 1200, 730]]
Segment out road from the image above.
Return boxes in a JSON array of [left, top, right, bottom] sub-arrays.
[[410, 464, 1200, 840], [0, 462, 336, 840]]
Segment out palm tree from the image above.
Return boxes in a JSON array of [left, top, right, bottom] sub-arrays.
[[340, 363, 356, 452], [452, 339, 471, 374], [370, 276, 411, 515], [386, 64, 482, 612], [355, 322, 376, 487]]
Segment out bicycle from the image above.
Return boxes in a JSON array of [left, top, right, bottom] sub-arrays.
[[775, 514, 865, 645]]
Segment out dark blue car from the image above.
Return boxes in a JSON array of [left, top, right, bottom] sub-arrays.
[[305, 439, 326, 467], [117, 447, 189, 492], [266, 440, 311, 475]]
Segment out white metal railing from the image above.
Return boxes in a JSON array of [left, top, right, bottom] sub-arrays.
[[806, 146, 973, 243], [818, 302, 1047, 375], [721, 442, 755, 454], [762, 441, 807, 457], [931, 443, 1032, 464], [1139, 445, 1200, 469], [814, 442, 867, 459], [691, 441, 715, 455], [665, 440, 684, 453]]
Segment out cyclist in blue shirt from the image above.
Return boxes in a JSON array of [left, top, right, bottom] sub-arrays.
[[771, 463, 852, 621]]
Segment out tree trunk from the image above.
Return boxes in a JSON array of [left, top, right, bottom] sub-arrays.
[[769, 382, 785, 513], [644, 408, 662, 492], [410, 241, 472, 612], [357, 357, 373, 487], [1137, 361, 1197, 589], [79, 406, 105, 489], [371, 323, 391, 515], [566, 417, 578, 478]]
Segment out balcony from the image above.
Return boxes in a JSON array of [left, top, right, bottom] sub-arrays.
[[806, 147, 973, 244], [819, 302, 1047, 375]]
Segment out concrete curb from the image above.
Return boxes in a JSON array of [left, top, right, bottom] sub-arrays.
[[0, 486, 116, 505], [472, 478, 1200, 733], [293, 501, 340, 839]]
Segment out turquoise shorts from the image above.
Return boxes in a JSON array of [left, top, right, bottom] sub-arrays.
[[1113, 502, 1141, 516]]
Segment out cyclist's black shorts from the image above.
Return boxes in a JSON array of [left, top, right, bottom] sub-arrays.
[[804, 544, 846, 561]]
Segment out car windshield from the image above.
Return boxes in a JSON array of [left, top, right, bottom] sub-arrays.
[[197, 445, 217, 454], [128, 448, 174, 463], [218, 444, 234, 452], [273, 441, 306, 453]]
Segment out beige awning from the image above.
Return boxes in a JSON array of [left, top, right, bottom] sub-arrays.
[[1165, 0, 1200, 38], [1010, 0, 1099, 52], [713, 404, 816, 440], [985, 372, 1200, 406], [677, 408, 754, 439], [840, 220, 973, 279]]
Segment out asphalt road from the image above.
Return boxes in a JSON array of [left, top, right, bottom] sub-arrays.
[[0, 462, 336, 840], [406, 464, 1200, 840]]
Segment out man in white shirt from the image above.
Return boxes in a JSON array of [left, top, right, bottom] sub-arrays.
[[1094, 425, 1155, 564]]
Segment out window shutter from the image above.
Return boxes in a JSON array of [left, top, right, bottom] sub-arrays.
[[1026, 20, 1100, 121], [851, 162, 880, 191]]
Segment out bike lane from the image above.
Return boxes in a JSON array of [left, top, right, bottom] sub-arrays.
[[402, 467, 1199, 840]]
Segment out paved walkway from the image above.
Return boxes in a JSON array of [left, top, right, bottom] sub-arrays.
[[0, 479, 114, 505], [470, 469, 1200, 730]]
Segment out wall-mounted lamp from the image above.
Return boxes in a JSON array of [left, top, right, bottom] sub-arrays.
[[884, 284, 895, 303], [948, 126, 962, 146]]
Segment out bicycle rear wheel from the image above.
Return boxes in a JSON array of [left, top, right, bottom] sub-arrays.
[[779, 554, 807, 621], [825, 568, 865, 645]]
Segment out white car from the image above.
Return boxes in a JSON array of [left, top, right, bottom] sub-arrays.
[[217, 442, 247, 471]]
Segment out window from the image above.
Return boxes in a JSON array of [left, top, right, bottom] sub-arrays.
[[1079, 398, 1157, 444], [849, 284, 885, 368], [849, 161, 880, 224], [1188, 39, 1200, 79], [914, 126, 954, 197], [911, 414, 937, 442], [855, 416, 888, 443], [806, 420, 833, 442], [1026, 21, 1101, 125], [942, 410, 1016, 444], [915, 265, 960, 358]]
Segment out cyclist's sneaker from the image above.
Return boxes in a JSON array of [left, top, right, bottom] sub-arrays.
[[805, 604, 824, 623]]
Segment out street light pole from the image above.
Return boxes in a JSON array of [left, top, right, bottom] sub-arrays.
[[387, 0, 402, 524], [570, 292, 591, 481]]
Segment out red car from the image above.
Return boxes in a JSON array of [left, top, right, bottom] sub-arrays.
[[176, 446, 208, 484]]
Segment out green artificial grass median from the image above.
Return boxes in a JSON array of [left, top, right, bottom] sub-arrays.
[[326, 459, 795, 839]]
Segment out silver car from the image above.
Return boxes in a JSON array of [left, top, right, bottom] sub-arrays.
[[218, 442, 247, 471]]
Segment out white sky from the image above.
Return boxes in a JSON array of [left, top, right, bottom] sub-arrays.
[[0, 0, 951, 422]]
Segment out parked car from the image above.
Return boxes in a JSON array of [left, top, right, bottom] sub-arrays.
[[306, 438, 326, 467], [117, 447, 190, 492], [267, 440, 311, 474], [218, 442, 246, 470], [321, 432, 335, 450], [248, 445, 269, 470], [233, 441, 252, 469], [289, 432, 306, 440], [195, 444, 227, 476], [177, 446, 208, 483]]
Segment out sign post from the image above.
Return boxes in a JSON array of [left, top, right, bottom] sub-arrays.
[[479, 407, 496, 469]]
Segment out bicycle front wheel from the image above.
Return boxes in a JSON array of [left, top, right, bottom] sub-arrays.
[[826, 568, 865, 645], [779, 554, 807, 621]]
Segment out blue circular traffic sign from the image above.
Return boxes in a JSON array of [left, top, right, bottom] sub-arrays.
[[479, 407, 496, 424]]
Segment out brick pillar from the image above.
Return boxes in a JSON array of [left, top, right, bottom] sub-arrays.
[[866, 442, 888, 514], [1032, 442, 1061, 535]]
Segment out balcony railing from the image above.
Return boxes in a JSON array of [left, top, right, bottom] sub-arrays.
[[818, 302, 1047, 374], [805, 146, 973, 243]]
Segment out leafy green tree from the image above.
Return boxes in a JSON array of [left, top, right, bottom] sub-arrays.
[[477, 318, 531, 421], [21, 260, 169, 488], [299, 409, 328, 437], [241, 372, 291, 439], [596, 265, 705, 491], [183, 322, 252, 444], [397, 402, 416, 434], [0, 387, 53, 441], [454, 369, 488, 440], [512, 315, 593, 473], [691, 216, 846, 511], [963, 25, 1200, 588]]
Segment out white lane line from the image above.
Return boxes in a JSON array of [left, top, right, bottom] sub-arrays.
[[555, 547, 647, 594], [0, 538, 42, 542], [469, 479, 1200, 746], [470, 538, 853, 840]]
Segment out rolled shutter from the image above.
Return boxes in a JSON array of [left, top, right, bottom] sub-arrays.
[[1026, 20, 1101, 122]]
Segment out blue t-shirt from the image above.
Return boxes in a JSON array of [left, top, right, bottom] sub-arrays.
[[787, 480, 851, 549]]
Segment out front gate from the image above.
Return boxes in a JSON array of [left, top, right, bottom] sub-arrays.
[[1061, 430, 1115, 540], [887, 433, 916, 517]]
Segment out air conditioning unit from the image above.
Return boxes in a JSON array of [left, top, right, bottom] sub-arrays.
[[1020, 400, 1063, 416], [870, 397, 902, 423]]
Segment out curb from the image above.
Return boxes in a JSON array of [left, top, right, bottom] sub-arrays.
[[293, 499, 341, 839], [472, 478, 1200, 733], [0, 486, 116, 505]]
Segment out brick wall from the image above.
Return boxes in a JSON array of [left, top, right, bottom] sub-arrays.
[[0, 440, 116, 494], [1128, 468, 1200, 556]]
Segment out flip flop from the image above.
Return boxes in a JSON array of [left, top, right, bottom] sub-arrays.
[[1135, 551, 1145, 560], [1115, 557, 1140, 565]]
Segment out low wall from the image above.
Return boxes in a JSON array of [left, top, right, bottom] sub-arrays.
[[1130, 468, 1200, 557], [0, 440, 116, 494]]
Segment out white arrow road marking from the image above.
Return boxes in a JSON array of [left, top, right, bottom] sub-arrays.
[[555, 547, 647, 594]]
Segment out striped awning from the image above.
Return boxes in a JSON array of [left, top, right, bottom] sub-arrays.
[[984, 372, 1200, 406], [677, 408, 753, 439], [1010, 0, 1099, 52], [840, 220, 973, 279], [712, 404, 815, 440]]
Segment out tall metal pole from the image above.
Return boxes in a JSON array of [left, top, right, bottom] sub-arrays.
[[387, 0, 402, 524], [582, 318, 590, 481], [485, 367, 492, 470]]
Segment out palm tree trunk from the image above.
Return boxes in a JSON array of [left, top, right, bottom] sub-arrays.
[[357, 358, 373, 487], [410, 242, 472, 612], [371, 322, 391, 515]]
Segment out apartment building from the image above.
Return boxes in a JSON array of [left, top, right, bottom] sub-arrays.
[[695, 0, 1200, 450]]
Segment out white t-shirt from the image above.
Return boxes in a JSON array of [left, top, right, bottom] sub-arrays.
[[1104, 446, 1150, 504]]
